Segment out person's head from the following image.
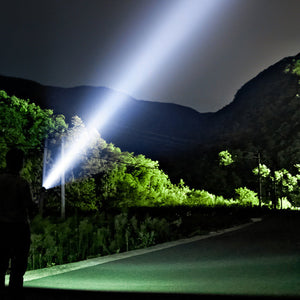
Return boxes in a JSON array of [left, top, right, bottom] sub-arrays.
[[6, 148, 25, 173]]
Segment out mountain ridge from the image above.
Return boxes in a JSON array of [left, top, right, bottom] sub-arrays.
[[0, 73, 212, 158], [1, 52, 300, 193]]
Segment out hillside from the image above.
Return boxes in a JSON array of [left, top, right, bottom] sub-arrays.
[[0, 75, 211, 159], [172, 52, 300, 195], [1, 52, 300, 196], [210, 52, 300, 165]]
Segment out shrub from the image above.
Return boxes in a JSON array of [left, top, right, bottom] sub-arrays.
[[235, 187, 259, 206], [28, 212, 175, 270]]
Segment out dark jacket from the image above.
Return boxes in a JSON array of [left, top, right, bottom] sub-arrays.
[[0, 171, 33, 224]]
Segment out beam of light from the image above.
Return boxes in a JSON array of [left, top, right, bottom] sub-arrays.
[[43, 0, 225, 189], [43, 127, 100, 189]]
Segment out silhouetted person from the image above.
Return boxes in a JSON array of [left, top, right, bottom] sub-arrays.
[[0, 148, 34, 289]]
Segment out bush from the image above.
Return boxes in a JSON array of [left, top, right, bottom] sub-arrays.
[[28, 212, 175, 270], [185, 190, 237, 207], [235, 187, 259, 206], [278, 197, 293, 209]]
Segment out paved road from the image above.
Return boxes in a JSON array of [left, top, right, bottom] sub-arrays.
[[21, 212, 300, 298]]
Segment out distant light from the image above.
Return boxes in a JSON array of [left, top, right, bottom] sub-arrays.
[[43, 0, 224, 189]]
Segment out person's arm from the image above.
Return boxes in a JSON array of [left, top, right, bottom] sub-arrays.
[[23, 180, 37, 220]]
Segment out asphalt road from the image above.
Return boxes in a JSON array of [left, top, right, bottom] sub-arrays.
[[19, 212, 300, 299]]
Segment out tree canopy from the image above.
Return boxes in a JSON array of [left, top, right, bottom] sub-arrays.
[[0, 90, 66, 166], [0, 90, 275, 215]]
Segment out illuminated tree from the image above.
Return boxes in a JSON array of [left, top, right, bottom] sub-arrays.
[[253, 164, 271, 178], [44, 115, 106, 213], [235, 187, 259, 206], [273, 168, 298, 208], [0, 90, 67, 203], [218, 149, 300, 208], [65, 177, 99, 212], [94, 144, 192, 209], [252, 164, 299, 208], [219, 150, 234, 166], [0, 90, 58, 166]]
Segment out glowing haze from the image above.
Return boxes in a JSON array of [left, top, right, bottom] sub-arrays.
[[43, 0, 225, 189]]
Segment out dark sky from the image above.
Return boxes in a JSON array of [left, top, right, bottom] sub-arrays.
[[1, 0, 300, 113]]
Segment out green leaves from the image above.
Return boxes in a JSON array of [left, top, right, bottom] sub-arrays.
[[284, 59, 300, 76], [218, 150, 300, 208], [0, 90, 65, 156], [219, 150, 234, 166], [0, 90, 68, 204], [253, 163, 271, 178], [292, 59, 300, 76], [66, 177, 99, 212], [274, 168, 298, 193], [235, 187, 259, 206]]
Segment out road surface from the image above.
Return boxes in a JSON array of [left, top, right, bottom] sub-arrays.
[[3, 212, 300, 299]]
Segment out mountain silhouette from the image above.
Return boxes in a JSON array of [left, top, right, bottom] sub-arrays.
[[1, 52, 300, 194], [0, 74, 212, 159], [174, 52, 300, 194]]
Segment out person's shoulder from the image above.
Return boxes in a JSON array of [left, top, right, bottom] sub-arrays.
[[0, 168, 7, 176], [0, 171, 30, 188], [0, 170, 11, 179], [1, 171, 28, 184]]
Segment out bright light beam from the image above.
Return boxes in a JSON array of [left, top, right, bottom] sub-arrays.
[[43, 0, 225, 189], [114, 0, 221, 96]]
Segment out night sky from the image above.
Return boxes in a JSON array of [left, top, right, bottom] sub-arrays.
[[1, 0, 300, 113]]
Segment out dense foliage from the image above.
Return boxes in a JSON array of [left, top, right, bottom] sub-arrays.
[[2, 90, 297, 271], [1, 90, 291, 213], [28, 213, 173, 270], [0, 90, 68, 201], [221, 150, 300, 209], [27, 207, 257, 270]]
